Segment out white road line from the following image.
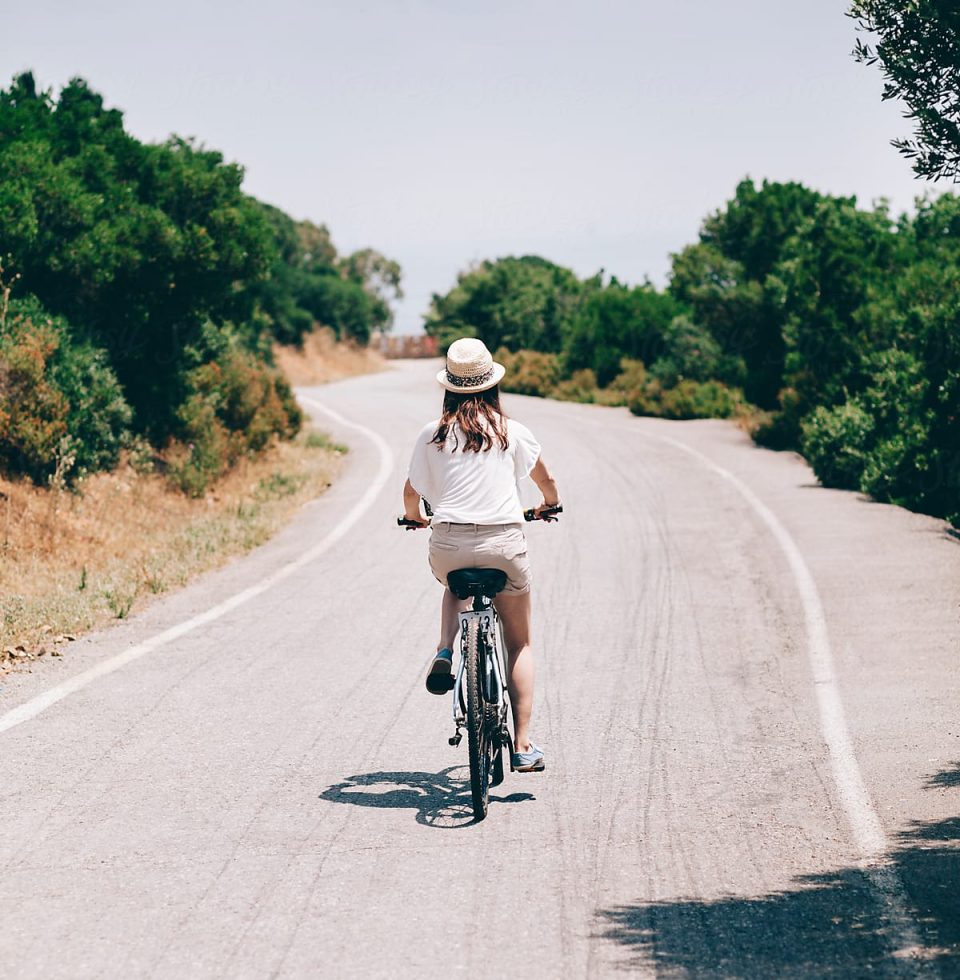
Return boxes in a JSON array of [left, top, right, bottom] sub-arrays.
[[653, 433, 929, 968], [654, 434, 886, 856], [517, 403, 891, 856], [0, 399, 394, 737]]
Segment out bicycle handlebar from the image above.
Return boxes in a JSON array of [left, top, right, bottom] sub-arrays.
[[523, 504, 563, 522], [398, 504, 563, 528], [397, 516, 429, 529]]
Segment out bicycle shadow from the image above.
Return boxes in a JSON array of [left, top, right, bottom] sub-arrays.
[[319, 766, 535, 829]]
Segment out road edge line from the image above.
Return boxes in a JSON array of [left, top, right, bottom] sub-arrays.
[[0, 398, 393, 737], [656, 434, 885, 855], [654, 434, 929, 967]]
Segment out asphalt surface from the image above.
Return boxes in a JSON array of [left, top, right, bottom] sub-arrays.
[[1, 359, 958, 978]]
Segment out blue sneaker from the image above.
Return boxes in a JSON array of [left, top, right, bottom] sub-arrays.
[[511, 743, 545, 772], [425, 648, 455, 695]]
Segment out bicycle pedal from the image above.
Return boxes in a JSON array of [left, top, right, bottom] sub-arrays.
[[448, 734, 462, 747]]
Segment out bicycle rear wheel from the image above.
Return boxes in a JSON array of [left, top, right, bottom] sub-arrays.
[[464, 618, 491, 821]]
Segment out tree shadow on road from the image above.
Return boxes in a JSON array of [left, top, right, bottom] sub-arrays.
[[596, 765, 960, 975], [319, 767, 534, 829], [926, 762, 960, 789]]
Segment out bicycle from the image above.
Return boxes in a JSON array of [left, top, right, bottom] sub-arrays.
[[398, 503, 562, 821]]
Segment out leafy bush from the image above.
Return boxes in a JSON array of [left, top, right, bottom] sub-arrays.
[[0, 309, 68, 481], [552, 369, 598, 403], [801, 401, 874, 489], [856, 348, 933, 504], [170, 347, 302, 496], [495, 347, 562, 397], [657, 380, 745, 420], [649, 314, 745, 388], [0, 297, 130, 482], [50, 336, 133, 478], [802, 348, 944, 512], [605, 358, 651, 396]]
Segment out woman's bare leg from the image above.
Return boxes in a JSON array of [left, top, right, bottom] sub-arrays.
[[439, 588, 468, 652], [493, 591, 534, 753]]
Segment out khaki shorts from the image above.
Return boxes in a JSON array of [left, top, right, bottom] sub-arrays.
[[428, 522, 531, 596]]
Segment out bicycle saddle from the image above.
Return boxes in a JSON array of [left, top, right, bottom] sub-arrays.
[[446, 568, 507, 600]]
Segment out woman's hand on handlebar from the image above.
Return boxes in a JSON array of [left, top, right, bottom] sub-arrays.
[[398, 513, 430, 530], [524, 502, 563, 522]]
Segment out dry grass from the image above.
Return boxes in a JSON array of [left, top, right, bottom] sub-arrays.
[[273, 327, 385, 386], [0, 327, 382, 673], [0, 429, 346, 671]]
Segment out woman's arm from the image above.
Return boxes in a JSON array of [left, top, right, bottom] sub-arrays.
[[402, 478, 429, 526], [529, 456, 561, 516]]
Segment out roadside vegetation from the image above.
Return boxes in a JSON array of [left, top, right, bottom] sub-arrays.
[[425, 182, 959, 528], [0, 71, 400, 496], [0, 427, 345, 667], [426, 7, 960, 524], [425, 5, 960, 530], [273, 326, 385, 387], [0, 72, 396, 663], [426, 7, 960, 528]]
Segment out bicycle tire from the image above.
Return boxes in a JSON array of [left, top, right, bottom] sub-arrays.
[[464, 618, 490, 821]]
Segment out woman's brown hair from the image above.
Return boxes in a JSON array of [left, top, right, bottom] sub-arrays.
[[431, 386, 510, 453]]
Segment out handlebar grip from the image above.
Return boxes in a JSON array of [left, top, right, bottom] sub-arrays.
[[524, 504, 563, 522]]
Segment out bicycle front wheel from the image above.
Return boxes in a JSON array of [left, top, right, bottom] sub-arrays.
[[464, 617, 491, 821]]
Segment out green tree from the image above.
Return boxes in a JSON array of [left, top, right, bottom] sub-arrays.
[[424, 255, 582, 353], [251, 204, 400, 345], [792, 194, 960, 523], [700, 178, 827, 283], [0, 73, 274, 438], [775, 199, 903, 423], [669, 179, 827, 407], [0, 71, 404, 488], [850, 0, 960, 180], [564, 280, 683, 387], [339, 247, 403, 328]]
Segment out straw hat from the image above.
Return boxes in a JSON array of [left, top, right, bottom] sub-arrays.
[[436, 338, 506, 393]]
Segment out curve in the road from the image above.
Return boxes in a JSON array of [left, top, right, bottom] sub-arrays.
[[647, 430, 928, 970], [0, 397, 393, 738], [653, 433, 885, 858]]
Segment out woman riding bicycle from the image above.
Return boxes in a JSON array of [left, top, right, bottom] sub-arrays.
[[402, 338, 561, 773]]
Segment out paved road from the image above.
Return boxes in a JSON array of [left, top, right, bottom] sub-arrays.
[[1, 360, 958, 978]]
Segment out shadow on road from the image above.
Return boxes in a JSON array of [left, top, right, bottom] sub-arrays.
[[319, 767, 535, 829], [596, 766, 960, 975], [926, 762, 960, 790]]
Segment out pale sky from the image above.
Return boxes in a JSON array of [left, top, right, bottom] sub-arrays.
[[3, 1, 934, 334]]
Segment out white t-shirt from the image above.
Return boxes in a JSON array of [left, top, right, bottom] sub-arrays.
[[407, 417, 541, 524]]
